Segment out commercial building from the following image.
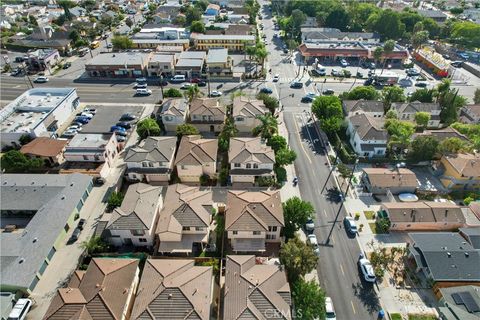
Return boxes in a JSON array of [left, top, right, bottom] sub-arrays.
[[192, 34, 255, 52], [0, 173, 93, 294], [85, 52, 151, 78], [130, 26, 190, 50], [0, 88, 80, 148], [25, 48, 60, 72], [302, 27, 380, 44], [206, 48, 233, 79], [146, 54, 175, 77], [175, 51, 206, 78]]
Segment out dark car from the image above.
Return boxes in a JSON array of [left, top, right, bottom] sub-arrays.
[[363, 78, 374, 86], [415, 82, 428, 88], [110, 125, 126, 133], [322, 89, 334, 95], [290, 81, 303, 88], [301, 95, 314, 103], [93, 176, 105, 186], [63, 62, 72, 69], [197, 81, 207, 87], [74, 116, 90, 124], [120, 113, 136, 121], [205, 243, 217, 252], [14, 56, 26, 63], [68, 228, 82, 244], [159, 79, 169, 86], [283, 48, 289, 54], [260, 87, 273, 94], [116, 122, 132, 129], [77, 218, 86, 230], [10, 68, 23, 76], [190, 78, 202, 83]]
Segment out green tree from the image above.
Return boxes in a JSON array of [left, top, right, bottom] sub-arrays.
[[292, 279, 326, 320], [282, 197, 315, 240], [107, 191, 124, 211], [218, 118, 238, 152], [163, 88, 183, 98], [385, 119, 415, 153], [185, 7, 202, 25], [474, 88, 480, 104], [279, 236, 318, 283], [255, 45, 268, 72], [373, 46, 383, 67], [275, 166, 287, 184], [408, 88, 435, 103], [337, 163, 353, 188], [286, 39, 298, 54], [450, 21, 480, 49], [69, 29, 80, 42], [267, 135, 287, 153], [100, 15, 113, 28], [414, 111, 431, 129], [408, 136, 439, 162], [386, 109, 398, 119], [275, 148, 296, 166], [19, 134, 33, 145], [257, 93, 279, 114], [0, 150, 44, 173], [376, 217, 391, 233], [80, 236, 108, 255], [381, 85, 406, 112], [438, 137, 470, 154], [29, 15, 38, 26], [111, 35, 133, 49], [184, 84, 200, 102], [172, 15, 186, 26], [136, 118, 161, 139], [176, 123, 199, 138], [366, 9, 406, 40], [326, 6, 350, 31], [290, 9, 306, 37], [411, 30, 429, 53], [190, 20, 205, 33], [380, 40, 396, 74], [311, 96, 343, 134], [58, 0, 74, 20], [252, 114, 278, 139], [339, 86, 380, 101], [125, 17, 133, 29]]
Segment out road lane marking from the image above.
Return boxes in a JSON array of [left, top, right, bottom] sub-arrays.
[[351, 301, 356, 314], [331, 235, 335, 244], [324, 209, 327, 217], [292, 115, 312, 164], [340, 264, 345, 276]]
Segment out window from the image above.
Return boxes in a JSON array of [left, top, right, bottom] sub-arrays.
[[253, 163, 258, 169], [246, 163, 251, 169], [266, 234, 276, 240], [149, 162, 154, 167], [47, 247, 56, 261], [268, 226, 277, 232], [142, 162, 148, 167], [253, 231, 261, 235], [83, 155, 89, 161], [94, 155, 100, 161], [76, 200, 84, 212], [182, 226, 191, 231], [234, 163, 240, 168], [363, 152, 370, 157], [195, 227, 204, 231], [39, 260, 48, 275], [139, 238, 147, 242], [233, 231, 238, 235], [235, 117, 244, 122], [29, 276, 40, 292], [131, 229, 145, 236]]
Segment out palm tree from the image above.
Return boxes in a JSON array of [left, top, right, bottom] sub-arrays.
[[255, 47, 268, 73], [184, 84, 200, 102], [252, 114, 278, 139], [380, 40, 395, 75], [246, 46, 257, 77], [373, 46, 383, 70]]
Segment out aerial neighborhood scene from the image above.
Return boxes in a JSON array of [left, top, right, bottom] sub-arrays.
[[2, 0, 480, 318]]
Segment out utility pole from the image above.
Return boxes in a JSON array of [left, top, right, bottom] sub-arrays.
[[325, 158, 359, 245], [321, 151, 339, 193], [159, 73, 164, 99], [22, 62, 34, 88]]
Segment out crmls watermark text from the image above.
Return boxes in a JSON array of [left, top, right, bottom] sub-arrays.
[[263, 309, 303, 319]]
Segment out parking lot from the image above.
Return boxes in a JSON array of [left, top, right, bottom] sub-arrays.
[[80, 104, 144, 134]]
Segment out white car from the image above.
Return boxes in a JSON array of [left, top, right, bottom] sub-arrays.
[[84, 108, 97, 114], [67, 125, 82, 132], [307, 234, 320, 255], [325, 297, 337, 320], [136, 88, 152, 96], [305, 218, 315, 231], [343, 216, 358, 235], [80, 112, 94, 119], [8, 298, 32, 320], [398, 77, 413, 87], [273, 74, 280, 82], [134, 82, 147, 89], [340, 59, 349, 67], [209, 90, 222, 97], [63, 129, 78, 137], [33, 76, 49, 83], [358, 254, 376, 283]]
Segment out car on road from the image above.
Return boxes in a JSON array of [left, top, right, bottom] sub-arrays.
[[77, 218, 86, 230], [451, 60, 463, 67], [358, 254, 376, 283], [307, 234, 320, 255], [120, 113, 136, 121], [398, 77, 413, 87], [180, 83, 193, 89], [63, 62, 72, 69], [8, 298, 32, 320], [305, 218, 315, 231], [340, 59, 349, 67], [363, 78, 374, 86], [33, 76, 49, 83], [368, 62, 376, 69], [415, 81, 428, 88], [106, 43, 113, 48], [260, 87, 273, 94], [272, 74, 280, 82], [406, 68, 420, 76], [343, 216, 358, 235], [209, 90, 222, 97], [10, 68, 23, 76], [68, 227, 82, 244], [110, 125, 126, 133], [290, 81, 303, 88], [331, 69, 341, 77], [356, 71, 363, 78], [136, 88, 152, 96], [116, 121, 132, 129], [322, 89, 334, 95], [325, 297, 337, 320], [197, 81, 207, 87], [301, 92, 319, 103], [190, 78, 202, 83]]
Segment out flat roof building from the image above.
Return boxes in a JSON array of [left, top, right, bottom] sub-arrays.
[[0, 88, 79, 148]]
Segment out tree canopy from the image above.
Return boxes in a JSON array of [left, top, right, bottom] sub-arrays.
[[311, 96, 343, 134], [381, 85, 406, 111], [292, 279, 326, 320], [267, 135, 287, 153], [282, 197, 315, 240], [275, 148, 297, 166], [252, 114, 278, 139], [414, 111, 430, 129], [190, 20, 205, 33], [136, 118, 161, 139], [111, 35, 132, 49], [279, 235, 318, 283], [339, 86, 380, 101], [163, 88, 183, 98], [407, 136, 439, 162], [0, 150, 44, 173], [176, 123, 200, 138]]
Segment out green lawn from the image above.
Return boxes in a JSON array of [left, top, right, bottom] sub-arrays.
[[408, 314, 437, 320], [368, 222, 389, 234], [364, 210, 376, 220], [390, 313, 402, 320]]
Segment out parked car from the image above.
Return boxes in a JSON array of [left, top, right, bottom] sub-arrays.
[[113, 129, 127, 136], [209, 90, 222, 97], [8, 298, 32, 320], [63, 62, 72, 69], [325, 297, 337, 320], [77, 218, 86, 230], [331, 69, 341, 77], [415, 81, 427, 88], [134, 82, 147, 89], [63, 129, 78, 137], [197, 81, 207, 87], [260, 87, 273, 94], [180, 83, 193, 90], [340, 59, 349, 67], [290, 81, 303, 88], [136, 88, 152, 96], [68, 227, 82, 244], [67, 125, 82, 132], [398, 78, 413, 87], [272, 74, 280, 82], [190, 78, 202, 83], [116, 121, 132, 129], [33, 76, 49, 83], [93, 176, 105, 185], [307, 234, 320, 255], [110, 125, 126, 133], [363, 78, 374, 86], [451, 61, 463, 67], [343, 216, 358, 235], [80, 112, 94, 119], [107, 43, 113, 48], [358, 254, 376, 283], [283, 48, 289, 54], [11, 68, 23, 76], [74, 117, 89, 125], [356, 71, 363, 78], [116, 135, 126, 142], [305, 218, 315, 231], [322, 89, 334, 95], [84, 108, 97, 114], [368, 62, 376, 69], [406, 68, 420, 76], [120, 113, 136, 121], [14, 56, 26, 63]]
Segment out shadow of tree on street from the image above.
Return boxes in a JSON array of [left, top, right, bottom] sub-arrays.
[[352, 281, 382, 315]]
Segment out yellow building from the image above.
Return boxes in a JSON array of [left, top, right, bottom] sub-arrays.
[[193, 34, 255, 52], [439, 153, 480, 191]]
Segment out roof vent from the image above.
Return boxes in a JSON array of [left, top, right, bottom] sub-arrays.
[[96, 283, 101, 288], [19, 258, 25, 264], [192, 288, 197, 295], [61, 195, 66, 200], [123, 288, 128, 294], [168, 293, 173, 299], [447, 252, 451, 257], [465, 252, 469, 257], [33, 237, 38, 243]]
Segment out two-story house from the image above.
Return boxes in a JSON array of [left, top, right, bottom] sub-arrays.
[[156, 98, 188, 133], [229, 137, 275, 186], [347, 112, 388, 158], [175, 135, 218, 183], [391, 101, 442, 128], [124, 136, 177, 184], [460, 104, 480, 124], [105, 183, 164, 248], [147, 54, 175, 77], [439, 153, 480, 191], [232, 96, 268, 135], [156, 184, 214, 255], [225, 190, 284, 252], [342, 100, 384, 117], [188, 97, 226, 134], [206, 48, 233, 79]]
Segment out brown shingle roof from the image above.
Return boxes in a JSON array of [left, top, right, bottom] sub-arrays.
[[413, 127, 470, 143], [392, 101, 441, 114], [232, 96, 268, 118], [156, 184, 212, 242], [44, 258, 139, 320], [20, 137, 68, 157], [229, 137, 275, 164], [131, 259, 212, 320], [383, 201, 465, 224], [362, 168, 418, 189], [443, 153, 480, 178], [189, 97, 226, 118], [348, 113, 387, 141], [175, 135, 218, 166], [223, 255, 291, 320], [343, 100, 384, 114], [225, 190, 284, 231]]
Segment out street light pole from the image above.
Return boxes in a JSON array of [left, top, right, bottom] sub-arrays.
[[325, 158, 359, 245], [321, 151, 339, 193], [22, 62, 34, 88]]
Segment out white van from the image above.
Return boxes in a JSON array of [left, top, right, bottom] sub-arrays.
[[136, 88, 152, 96], [171, 75, 186, 83], [8, 299, 32, 320]]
